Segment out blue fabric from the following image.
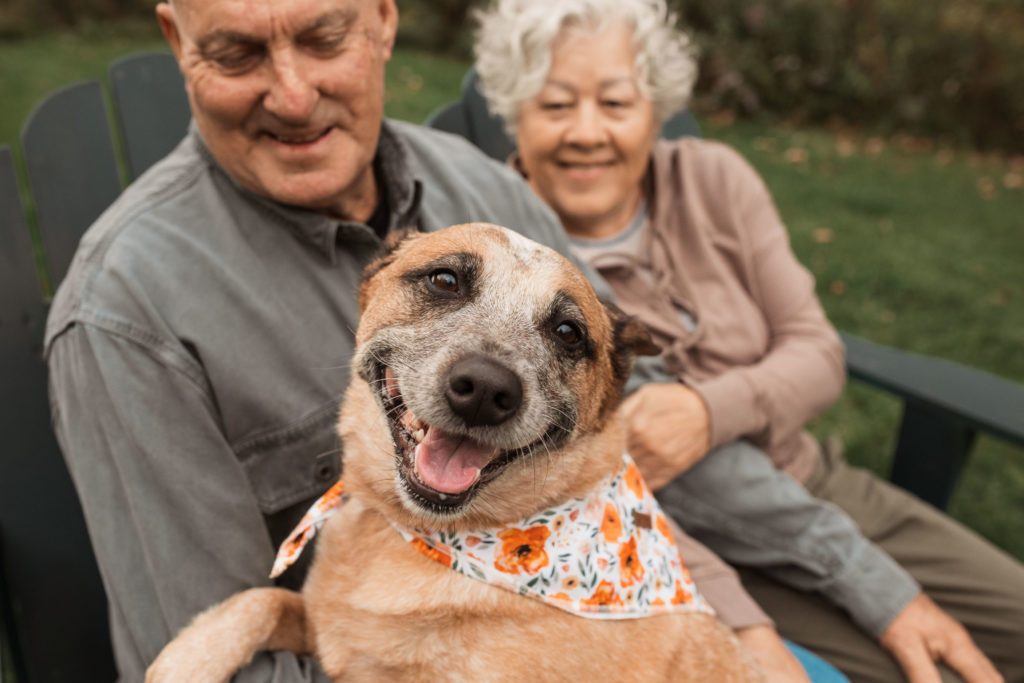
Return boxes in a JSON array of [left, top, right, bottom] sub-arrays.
[[785, 640, 849, 682]]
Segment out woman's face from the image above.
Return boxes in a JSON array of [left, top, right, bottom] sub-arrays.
[[516, 20, 658, 239]]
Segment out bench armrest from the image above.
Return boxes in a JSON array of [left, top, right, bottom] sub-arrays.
[[841, 332, 1024, 508]]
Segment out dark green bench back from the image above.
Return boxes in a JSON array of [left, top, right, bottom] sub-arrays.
[[0, 51, 189, 683]]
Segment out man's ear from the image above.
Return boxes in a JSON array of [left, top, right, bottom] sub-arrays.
[[377, 0, 398, 62], [357, 229, 422, 312], [156, 3, 184, 62], [605, 301, 660, 384]]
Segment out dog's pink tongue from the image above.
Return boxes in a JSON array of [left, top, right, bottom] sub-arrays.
[[415, 428, 495, 494]]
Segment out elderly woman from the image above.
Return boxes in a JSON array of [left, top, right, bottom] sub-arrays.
[[473, 1, 1024, 681]]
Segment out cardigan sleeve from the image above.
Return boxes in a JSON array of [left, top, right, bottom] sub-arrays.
[[688, 146, 846, 453]]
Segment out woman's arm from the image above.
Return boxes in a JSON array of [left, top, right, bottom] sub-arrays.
[[689, 145, 846, 454]]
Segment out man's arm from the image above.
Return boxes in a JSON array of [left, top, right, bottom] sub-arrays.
[[659, 440, 1000, 682], [656, 440, 920, 638], [48, 322, 330, 682]]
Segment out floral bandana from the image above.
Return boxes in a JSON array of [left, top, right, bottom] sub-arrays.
[[270, 479, 347, 579], [270, 456, 713, 620]]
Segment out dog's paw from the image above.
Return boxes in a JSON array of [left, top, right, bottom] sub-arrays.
[[145, 623, 248, 683]]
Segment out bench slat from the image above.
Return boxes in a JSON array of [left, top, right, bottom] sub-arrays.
[[109, 51, 191, 180], [21, 81, 122, 287], [0, 147, 117, 682]]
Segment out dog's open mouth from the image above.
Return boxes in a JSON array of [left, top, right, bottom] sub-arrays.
[[378, 366, 546, 514]]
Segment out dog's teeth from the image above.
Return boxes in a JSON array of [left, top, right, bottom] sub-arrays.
[[438, 493, 447, 501], [414, 428, 425, 442]]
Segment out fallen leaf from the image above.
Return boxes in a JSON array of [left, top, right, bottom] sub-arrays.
[[813, 228, 835, 243], [977, 177, 996, 199], [784, 147, 809, 164]]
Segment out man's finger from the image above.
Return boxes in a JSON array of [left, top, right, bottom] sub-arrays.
[[941, 636, 1003, 683], [888, 639, 943, 683]]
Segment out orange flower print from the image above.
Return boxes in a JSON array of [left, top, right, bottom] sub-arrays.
[[549, 592, 571, 602], [618, 536, 645, 587], [623, 460, 644, 499], [411, 537, 453, 568], [582, 580, 623, 608], [670, 580, 693, 605], [600, 502, 623, 542], [494, 525, 551, 575], [656, 513, 674, 541]]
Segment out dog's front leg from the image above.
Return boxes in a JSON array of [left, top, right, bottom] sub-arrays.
[[145, 587, 310, 683]]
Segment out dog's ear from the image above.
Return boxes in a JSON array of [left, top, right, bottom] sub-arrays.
[[358, 228, 422, 312], [605, 301, 660, 383]]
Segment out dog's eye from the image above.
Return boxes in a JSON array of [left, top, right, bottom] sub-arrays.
[[554, 321, 583, 347], [428, 269, 459, 294]]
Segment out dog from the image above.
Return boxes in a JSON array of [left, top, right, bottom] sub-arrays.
[[146, 223, 760, 682]]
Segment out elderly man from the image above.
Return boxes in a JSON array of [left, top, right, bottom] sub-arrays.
[[42, 1, 993, 681]]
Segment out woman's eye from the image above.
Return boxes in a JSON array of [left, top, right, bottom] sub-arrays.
[[602, 99, 633, 110], [428, 269, 459, 293], [554, 321, 583, 346]]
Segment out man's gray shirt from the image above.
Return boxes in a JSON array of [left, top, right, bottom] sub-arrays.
[[46, 120, 915, 682]]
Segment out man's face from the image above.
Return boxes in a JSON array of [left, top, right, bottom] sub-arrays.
[[157, 0, 397, 220]]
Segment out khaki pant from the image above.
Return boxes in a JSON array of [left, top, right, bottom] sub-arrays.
[[739, 445, 1024, 682]]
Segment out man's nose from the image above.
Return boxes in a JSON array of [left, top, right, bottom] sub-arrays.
[[262, 53, 318, 122], [565, 103, 607, 147]]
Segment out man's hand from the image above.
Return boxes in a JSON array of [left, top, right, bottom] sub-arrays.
[[618, 383, 710, 489], [880, 593, 1002, 683]]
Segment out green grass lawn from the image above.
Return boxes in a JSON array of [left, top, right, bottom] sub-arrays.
[[2, 21, 1022, 563]]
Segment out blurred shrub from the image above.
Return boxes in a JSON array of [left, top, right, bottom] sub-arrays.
[[396, 0, 475, 56], [0, 0, 155, 37], [673, 0, 1024, 152]]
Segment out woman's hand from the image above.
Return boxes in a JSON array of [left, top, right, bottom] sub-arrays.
[[618, 383, 711, 489]]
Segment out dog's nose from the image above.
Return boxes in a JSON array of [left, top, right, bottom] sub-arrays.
[[445, 354, 523, 427]]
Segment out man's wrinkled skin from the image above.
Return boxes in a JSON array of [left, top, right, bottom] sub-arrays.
[[157, 0, 397, 221]]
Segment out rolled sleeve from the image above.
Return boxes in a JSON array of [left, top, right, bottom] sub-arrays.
[[659, 440, 920, 639]]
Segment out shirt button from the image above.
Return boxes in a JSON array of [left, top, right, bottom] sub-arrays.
[[315, 462, 335, 482]]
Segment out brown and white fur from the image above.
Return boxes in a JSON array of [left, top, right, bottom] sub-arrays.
[[146, 223, 760, 682]]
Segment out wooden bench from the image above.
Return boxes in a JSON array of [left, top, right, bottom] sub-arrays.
[[1, 52, 1021, 683]]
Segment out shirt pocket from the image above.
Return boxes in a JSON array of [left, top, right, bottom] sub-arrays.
[[235, 400, 343, 514]]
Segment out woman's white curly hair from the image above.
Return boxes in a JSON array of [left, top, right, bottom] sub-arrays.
[[473, 0, 698, 135]]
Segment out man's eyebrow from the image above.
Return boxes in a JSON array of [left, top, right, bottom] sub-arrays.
[[299, 8, 358, 35], [196, 9, 358, 52]]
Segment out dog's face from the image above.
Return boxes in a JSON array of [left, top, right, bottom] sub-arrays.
[[340, 223, 656, 530]]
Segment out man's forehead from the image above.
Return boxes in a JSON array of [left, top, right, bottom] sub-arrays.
[[173, 0, 363, 36]]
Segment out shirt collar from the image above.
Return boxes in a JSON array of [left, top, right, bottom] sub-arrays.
[[189, 119, 423, 264]]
